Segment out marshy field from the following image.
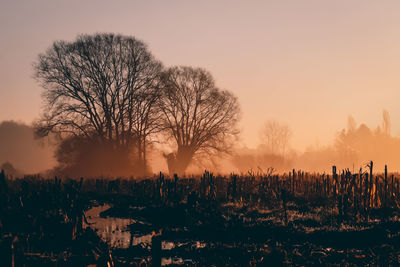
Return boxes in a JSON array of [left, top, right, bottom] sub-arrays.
[[2, 162, 400, 266], [3, 1, 400, 266]]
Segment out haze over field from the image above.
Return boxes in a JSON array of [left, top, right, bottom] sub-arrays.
[[1, 1, 400, 175]]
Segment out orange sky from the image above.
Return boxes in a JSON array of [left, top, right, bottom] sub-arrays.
[[1, 0, 400, 152]]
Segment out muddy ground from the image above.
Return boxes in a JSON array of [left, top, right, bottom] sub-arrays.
[[90, 195, 400, 266], [2, 173, 400, 266]]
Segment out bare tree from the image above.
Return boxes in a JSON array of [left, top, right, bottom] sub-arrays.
[[159, 66, 241, 174], [347, 115, 357, 132], [382, 109, 391, 136], [34, 33, 163, 175], [259, 120, 292, 155]]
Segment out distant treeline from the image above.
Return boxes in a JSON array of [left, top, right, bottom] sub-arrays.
[[232, 111, 400, 173], [1, 109, 400, 176], [0, 121, 55, 175]]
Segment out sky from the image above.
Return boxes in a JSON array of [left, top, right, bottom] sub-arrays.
[[1, 0, 400, 152]]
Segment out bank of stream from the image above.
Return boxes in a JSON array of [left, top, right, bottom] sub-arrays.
[[85, 204, 194, 266], [84, 201, 400, 266]]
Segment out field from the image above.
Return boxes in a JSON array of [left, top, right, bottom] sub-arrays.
[[2, 163, 400, 266]]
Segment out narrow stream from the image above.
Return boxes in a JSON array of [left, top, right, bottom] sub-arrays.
[[85, 204, 201, 265], [85, 204, 155, 249]]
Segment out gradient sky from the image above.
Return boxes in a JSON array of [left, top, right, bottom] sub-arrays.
[[1, 0, 400, 151]]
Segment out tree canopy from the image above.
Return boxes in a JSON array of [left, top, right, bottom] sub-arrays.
[[159, 66, 241, 174], [34, 34, 241, 176], [34, 33, 163, 175]]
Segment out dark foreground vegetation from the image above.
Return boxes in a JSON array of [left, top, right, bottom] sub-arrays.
[[2, 162, 400, 266]]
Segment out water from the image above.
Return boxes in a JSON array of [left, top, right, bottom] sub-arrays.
[[85, 205, 161, 249], [85, 204, 202, 265], [85, 204, 135, 248]]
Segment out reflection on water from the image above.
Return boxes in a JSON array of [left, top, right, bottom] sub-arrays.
[[162, 257, 185, 265], [85, 205, 203, 265], [85, 205, 155, 249], [85, 205, 133, 248], [162, 240, 207, 250]]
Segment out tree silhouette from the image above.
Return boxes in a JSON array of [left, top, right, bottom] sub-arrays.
[[159, 66, 240, 174], [382, 109, 391, 136], [259, 120, 291, 155], [34, 33, 163, 175]]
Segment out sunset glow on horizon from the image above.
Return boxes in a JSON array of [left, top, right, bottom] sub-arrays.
[[3, 3, 400, 264], [2, 1, 400, 173]]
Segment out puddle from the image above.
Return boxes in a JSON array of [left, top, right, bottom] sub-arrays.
[[85, 205, 202, 266], [162, 257, 185, 265], [161, 240, 207, 250], [85, 204, 144, 248]]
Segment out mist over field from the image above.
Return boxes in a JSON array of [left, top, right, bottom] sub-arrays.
[[2, 1, 400, 178], [1, 109, 398, 177], [3, 2, 400, 267], [0, 121, 55, 175]]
